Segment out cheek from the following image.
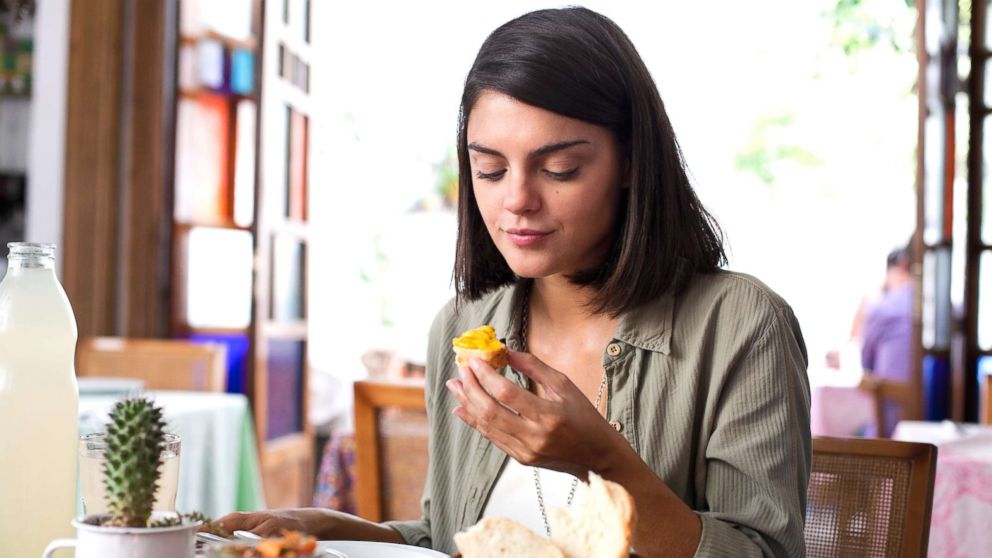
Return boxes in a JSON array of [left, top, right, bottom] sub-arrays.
[[559, 185, 619, 230], [472, 185, 499, 226]]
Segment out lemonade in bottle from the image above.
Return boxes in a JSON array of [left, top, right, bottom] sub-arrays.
[[0, 243, 79, 557]]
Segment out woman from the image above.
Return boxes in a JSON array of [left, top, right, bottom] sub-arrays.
[[218, 7, 810, 557]]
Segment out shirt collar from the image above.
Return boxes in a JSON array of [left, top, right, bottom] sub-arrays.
[[618, 257, 687, 355], [614, 290, 674, 355], [496, 278, 673, 355]]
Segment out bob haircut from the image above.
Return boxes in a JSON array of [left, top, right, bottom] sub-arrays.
[[455, 7, 726, 316]]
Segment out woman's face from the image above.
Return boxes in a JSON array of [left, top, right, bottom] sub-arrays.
[[467, 91, 625, 281]]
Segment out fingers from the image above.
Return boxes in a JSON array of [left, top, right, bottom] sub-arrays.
[[450, 363, 521, 433], [447, 362, 542, 452], [468, 357, 543, 416], [452, 400, 530, 452], [506, 350, 573, 399], [208, 511, 262, 533], [211, 512, 305, 537], [255, 518, 291, 537]]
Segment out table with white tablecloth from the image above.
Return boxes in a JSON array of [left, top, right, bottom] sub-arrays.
[[79, 390, 266, 518], [808, 367, 874, 437], [893, 420, 992, 557]]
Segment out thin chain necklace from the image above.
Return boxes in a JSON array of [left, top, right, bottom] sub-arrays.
[[517, 282, 609, 538]]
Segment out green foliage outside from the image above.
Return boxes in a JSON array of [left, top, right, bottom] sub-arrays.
[[734, 0, 918, 189]]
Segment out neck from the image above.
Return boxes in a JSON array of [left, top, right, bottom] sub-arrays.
[[528, 276, 607, 330], [886, 269, 912, 290]]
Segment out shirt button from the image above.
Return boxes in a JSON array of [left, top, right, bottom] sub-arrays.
[[609, 420, 623, 432], [607, 343, 622, 357]]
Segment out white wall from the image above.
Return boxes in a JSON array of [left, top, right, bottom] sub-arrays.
[[306, 1, 919, 428], [25, 0, 71, 275]]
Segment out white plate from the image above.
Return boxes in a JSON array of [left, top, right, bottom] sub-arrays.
[[318, 541, 449, 558], [77, 376, 146, 395]]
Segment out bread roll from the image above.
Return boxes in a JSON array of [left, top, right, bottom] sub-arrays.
[[454, 473, 635, 558], [454, 517, 565, 558], [550, 473, 635, 558]]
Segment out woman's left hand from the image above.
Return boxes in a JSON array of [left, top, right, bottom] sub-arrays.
[[446, 349, 625, 478]]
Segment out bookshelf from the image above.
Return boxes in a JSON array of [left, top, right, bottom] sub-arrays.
[[171, 0, 313, 507], [171, 0, 260, 387]]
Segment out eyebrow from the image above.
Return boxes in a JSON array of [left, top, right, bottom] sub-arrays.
[[467, 140, 590, 159]]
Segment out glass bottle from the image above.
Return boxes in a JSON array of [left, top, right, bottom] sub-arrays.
[[0, 243, 79, 557]]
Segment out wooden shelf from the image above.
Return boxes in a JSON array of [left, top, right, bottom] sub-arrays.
[[179, 87, 255, 102], [180, 30, 258, 51], [174, 218, 254, 232], [170, 0, 313, 509]]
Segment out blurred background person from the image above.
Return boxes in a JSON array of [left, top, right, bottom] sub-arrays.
[[860, 244, 914, 436]]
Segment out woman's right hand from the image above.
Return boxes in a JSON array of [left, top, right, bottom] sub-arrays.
[[208, 508, 407, 543]]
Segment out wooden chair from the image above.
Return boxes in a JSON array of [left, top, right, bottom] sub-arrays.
[[76, 336, 227, 392], [353, 380, 428, 522], [805, 436, 937, 558], [859, 377, 916, 438]]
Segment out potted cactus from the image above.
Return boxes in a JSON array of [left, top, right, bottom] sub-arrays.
[[43, 396, 203, 558]]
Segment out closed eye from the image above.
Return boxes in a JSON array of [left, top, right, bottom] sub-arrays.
[[544, 168, 580, 181], [475, 170, 507, 181]]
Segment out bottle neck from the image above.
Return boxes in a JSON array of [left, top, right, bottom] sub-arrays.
[[5, 243, 56, 271], [8, 256, 55, 271]]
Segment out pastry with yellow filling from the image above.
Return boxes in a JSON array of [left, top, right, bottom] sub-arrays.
[[452, 325, 508, 369]]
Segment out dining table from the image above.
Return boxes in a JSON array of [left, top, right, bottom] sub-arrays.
[[808, 366, 874, 437], [78, 389, 266, 518], [892, 420, 992, 557]]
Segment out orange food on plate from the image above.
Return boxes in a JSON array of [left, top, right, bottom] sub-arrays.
[[215, 530, 318, 558]]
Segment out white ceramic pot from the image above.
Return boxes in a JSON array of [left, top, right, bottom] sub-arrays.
[[42, 512, 200, 558]]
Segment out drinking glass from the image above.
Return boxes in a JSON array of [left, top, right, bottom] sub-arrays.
[[78, 432, 181, 514]]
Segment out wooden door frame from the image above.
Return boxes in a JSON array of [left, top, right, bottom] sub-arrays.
[[63, 0, 174, 339]]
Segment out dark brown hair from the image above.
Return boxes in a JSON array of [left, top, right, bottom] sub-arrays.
[[455, 7, 726, 316]]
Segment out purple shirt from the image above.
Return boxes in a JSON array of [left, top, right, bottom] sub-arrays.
[[861, 283, 913, 435]]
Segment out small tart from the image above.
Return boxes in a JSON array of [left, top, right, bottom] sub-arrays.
[[452, 325, 508, 368]]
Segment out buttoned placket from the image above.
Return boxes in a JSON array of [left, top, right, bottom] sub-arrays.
[[602, 339, 638, 453]]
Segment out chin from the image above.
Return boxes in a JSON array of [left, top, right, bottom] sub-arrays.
[[505, 260, 568, 281], [502, 260, 554, 280]]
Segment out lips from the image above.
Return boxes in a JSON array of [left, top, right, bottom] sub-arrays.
[[503, 228, 552, 246]]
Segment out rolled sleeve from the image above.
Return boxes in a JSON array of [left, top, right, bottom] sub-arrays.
[[695, 513, 770, 557]]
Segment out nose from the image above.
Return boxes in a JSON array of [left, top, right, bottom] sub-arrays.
[[502, 171, 541, 215]]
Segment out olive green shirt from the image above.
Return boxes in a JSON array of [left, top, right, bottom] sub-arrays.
[[386, 270, 811, 557]]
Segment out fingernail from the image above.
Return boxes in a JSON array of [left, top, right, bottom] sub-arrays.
[[458, 366, 467, 379]]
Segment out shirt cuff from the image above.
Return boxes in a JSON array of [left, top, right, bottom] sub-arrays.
[[693, 513, 768, 558], [382, 519, 432, 549]]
